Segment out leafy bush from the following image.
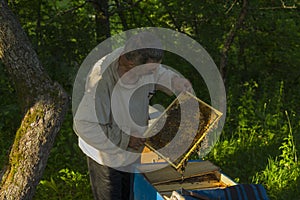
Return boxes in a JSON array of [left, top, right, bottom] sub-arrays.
[[34, 168, 93, 200], [253, 111, 300, 199], [207, 80, 300, 198]]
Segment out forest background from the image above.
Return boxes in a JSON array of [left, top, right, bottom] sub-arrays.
[[0, 0, 299, 199]]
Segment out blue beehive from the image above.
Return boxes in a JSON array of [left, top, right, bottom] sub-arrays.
[[133, 160, 236, 200], [133, 160, 269, 200]]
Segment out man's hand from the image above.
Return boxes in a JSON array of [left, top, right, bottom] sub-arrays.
[[128, 136, 146, 150], [172, 76, 193, 93]]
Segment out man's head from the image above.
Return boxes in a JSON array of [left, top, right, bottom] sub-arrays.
[[123, 32, 164, 66]]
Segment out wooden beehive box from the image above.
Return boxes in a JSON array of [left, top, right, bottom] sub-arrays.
[[144, 92, 223, 171], [134, 161, 236, 200]]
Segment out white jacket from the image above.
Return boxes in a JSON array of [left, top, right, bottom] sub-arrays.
[[73, 48, 178, 168]]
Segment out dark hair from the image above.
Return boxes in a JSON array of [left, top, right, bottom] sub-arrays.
[[123, 32, 164, 65]]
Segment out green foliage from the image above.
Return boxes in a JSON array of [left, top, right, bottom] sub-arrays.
[[253, 112, 300, 199], [0, 64, 22, 168], [34, 168, 92, 200], [207, 80, 300, 198]]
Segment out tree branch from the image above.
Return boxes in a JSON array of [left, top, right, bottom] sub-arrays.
[[109, 0, 144, 16], [225, 0, 238, 14], [161, 0, 182, 32], [56, 1, 88, 16], [258, 0, 297, 10], [219, 0, 248, 84]]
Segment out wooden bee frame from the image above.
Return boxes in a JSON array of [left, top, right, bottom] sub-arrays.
[[144, 92, 223, 171]]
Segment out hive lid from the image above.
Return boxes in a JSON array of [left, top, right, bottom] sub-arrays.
[[138, 161, 220, 185], [144, 92, 222, 171]]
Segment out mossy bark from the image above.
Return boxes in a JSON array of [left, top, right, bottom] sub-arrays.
[[0, 1, 69, 199]]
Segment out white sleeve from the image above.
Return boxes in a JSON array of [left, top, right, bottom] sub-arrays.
[[73, 86, 130, 154], [155, 65, 180, 95], [73, 119, 130, 153]]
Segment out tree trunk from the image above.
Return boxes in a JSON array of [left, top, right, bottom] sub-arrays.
[[115, 0, 129, 31], [0, 1, 69, 199], [219, 0, 248, 84], [92, 0, 111, 42]]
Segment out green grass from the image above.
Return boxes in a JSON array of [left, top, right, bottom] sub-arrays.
[[207, 81, 300, 199], [252, 111, 300, 199]]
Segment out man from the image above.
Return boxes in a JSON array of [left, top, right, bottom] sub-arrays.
[[73, 32, 192, 200]]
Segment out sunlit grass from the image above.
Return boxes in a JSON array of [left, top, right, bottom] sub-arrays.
[[207, 81, 300, 199]]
